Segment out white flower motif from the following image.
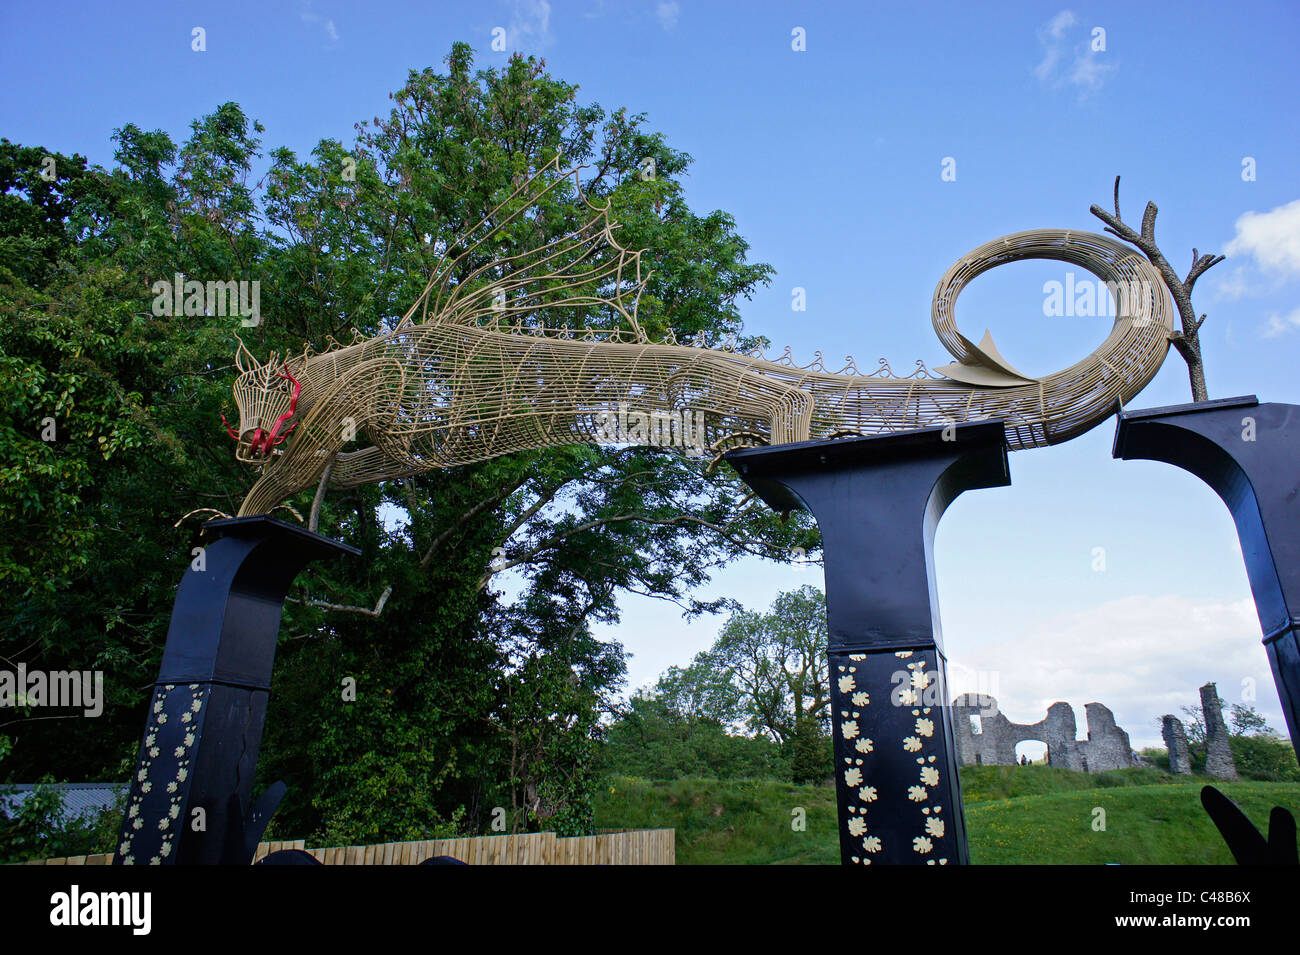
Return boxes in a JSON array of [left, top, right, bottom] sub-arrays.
[[181, 712, 192, 723], [898, 688, 919, 705], [855, 738, 873, 754], [119, 842, 130, 856], [925, 817, 946, 838], [141, 782, 151, 793], [911, 671, 929, 690], [128, 804, 138, 818], [903, 736, 922, 752], [148, 747, 160, 758], [185, 733, 195, 747], [137, 769, 147, 782], [907, 785, 928, 803], [920, 766, 940, 787], [862, 836, 882, 853], [153, 701, 163, 714], [173, 746, 185, 757], [838, 675, 855, 694], [166, 781, 177, 793], [145, 734, 156, 746], [913, 836, 933, 854], [847, 817, 867, 837], [150, 856, 160, 865], [157, 713, 167, 724], [158, 817, 169, 830], [160, 843, 171, 857], [915, 718, 935, 737], [845, 768, 863, 787], [859, 786, 878, 802], [190, 699, 202, 712], [169, 804, 181, 819], [851, 692, 870, 706], [132, 819, 143, 830], [841, 721, 859, 740], [177, 768, 187, 781]]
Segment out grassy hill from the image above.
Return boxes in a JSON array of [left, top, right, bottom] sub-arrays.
[[593, 766, 1300, 865]]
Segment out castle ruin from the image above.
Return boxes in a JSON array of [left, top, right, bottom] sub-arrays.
[[951, 694, 1135, 772]]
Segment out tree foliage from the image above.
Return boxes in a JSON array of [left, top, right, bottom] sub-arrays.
[[0, 44, 812, 844], [601, 585, 834, 785]]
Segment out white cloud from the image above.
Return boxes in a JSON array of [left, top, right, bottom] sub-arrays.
[[947, 594, 1282, 749], [1225, 198, 1300, 277], [655, 1, 680, 31], [1034, 10, 1077, 82], [507, 0, 554, 50], [1034, 10, 1115, 96], [300, 2, 339, 44], [1212, 199, 1300, 310], [1263, 306, 1300, 338]]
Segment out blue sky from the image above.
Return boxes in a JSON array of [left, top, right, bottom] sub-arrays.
[[3, 1, 1298, 748]]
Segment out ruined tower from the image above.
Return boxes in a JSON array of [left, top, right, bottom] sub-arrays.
[[1161, 714, 1192, 774], [1199, 682, 1239, 780]]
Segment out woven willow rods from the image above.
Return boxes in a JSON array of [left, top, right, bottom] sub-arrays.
[[225, 160, 1173, 517]]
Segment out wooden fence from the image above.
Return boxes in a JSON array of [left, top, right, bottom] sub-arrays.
[[24, 828, 674, 866]]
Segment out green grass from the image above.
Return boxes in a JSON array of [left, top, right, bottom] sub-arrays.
[[593, 767, 1300, 865]]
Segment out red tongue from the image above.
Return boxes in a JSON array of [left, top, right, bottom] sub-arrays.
[[223, 363, 301, 456]]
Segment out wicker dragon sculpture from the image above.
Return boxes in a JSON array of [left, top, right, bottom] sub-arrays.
[[225, 159, 1172, 517]]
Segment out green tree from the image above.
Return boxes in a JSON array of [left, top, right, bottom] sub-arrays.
[[1228, 703, 1273, 738], [2, 44, 810, 844]]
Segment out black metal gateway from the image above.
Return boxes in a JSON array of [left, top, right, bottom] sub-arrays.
[[1114, 396, 1300, 764], [114, 517, 357, 866], [727, 421, 1011, 865], [112, 400, 1300, 866]]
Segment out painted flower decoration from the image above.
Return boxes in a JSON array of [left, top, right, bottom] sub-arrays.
[[858, 786, 878, 802], [915, 718, 934, 737], [847, 817, 867, 837], [845, 768, 863, 787], [852, 692, 870, 706], [913, 836, 933, 854], [855, 738, 873, 754], [838, 675, 856, 694], [903, 736, 922, 752], [925, 817, 946, 838], [920, 766, 940, 787], [908, 785, 928, 803], [862, 836, 882, 854], [841, 720, 859, 740]]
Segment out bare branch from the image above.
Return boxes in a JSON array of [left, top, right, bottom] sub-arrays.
[[287, 585, 392, 617], [308, 452, 337, 533], [1185, 251, 1225, 293]]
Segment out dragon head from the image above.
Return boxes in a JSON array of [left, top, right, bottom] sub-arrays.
[[222, 336, 304, 463]]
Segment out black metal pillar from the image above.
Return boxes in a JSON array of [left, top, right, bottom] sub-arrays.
[[114, 516, 358, 865], [726, 422, 1010, 865], [1114, 396, 1300, 760]]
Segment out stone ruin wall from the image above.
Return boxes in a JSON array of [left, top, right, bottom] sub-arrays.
[[951, 694, 1135, 772]]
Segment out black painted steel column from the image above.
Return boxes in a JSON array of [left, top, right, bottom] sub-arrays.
[[1114, 396, 1300, 760], [726, 422, 1010, 865], [115, 516, 358, 865]]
